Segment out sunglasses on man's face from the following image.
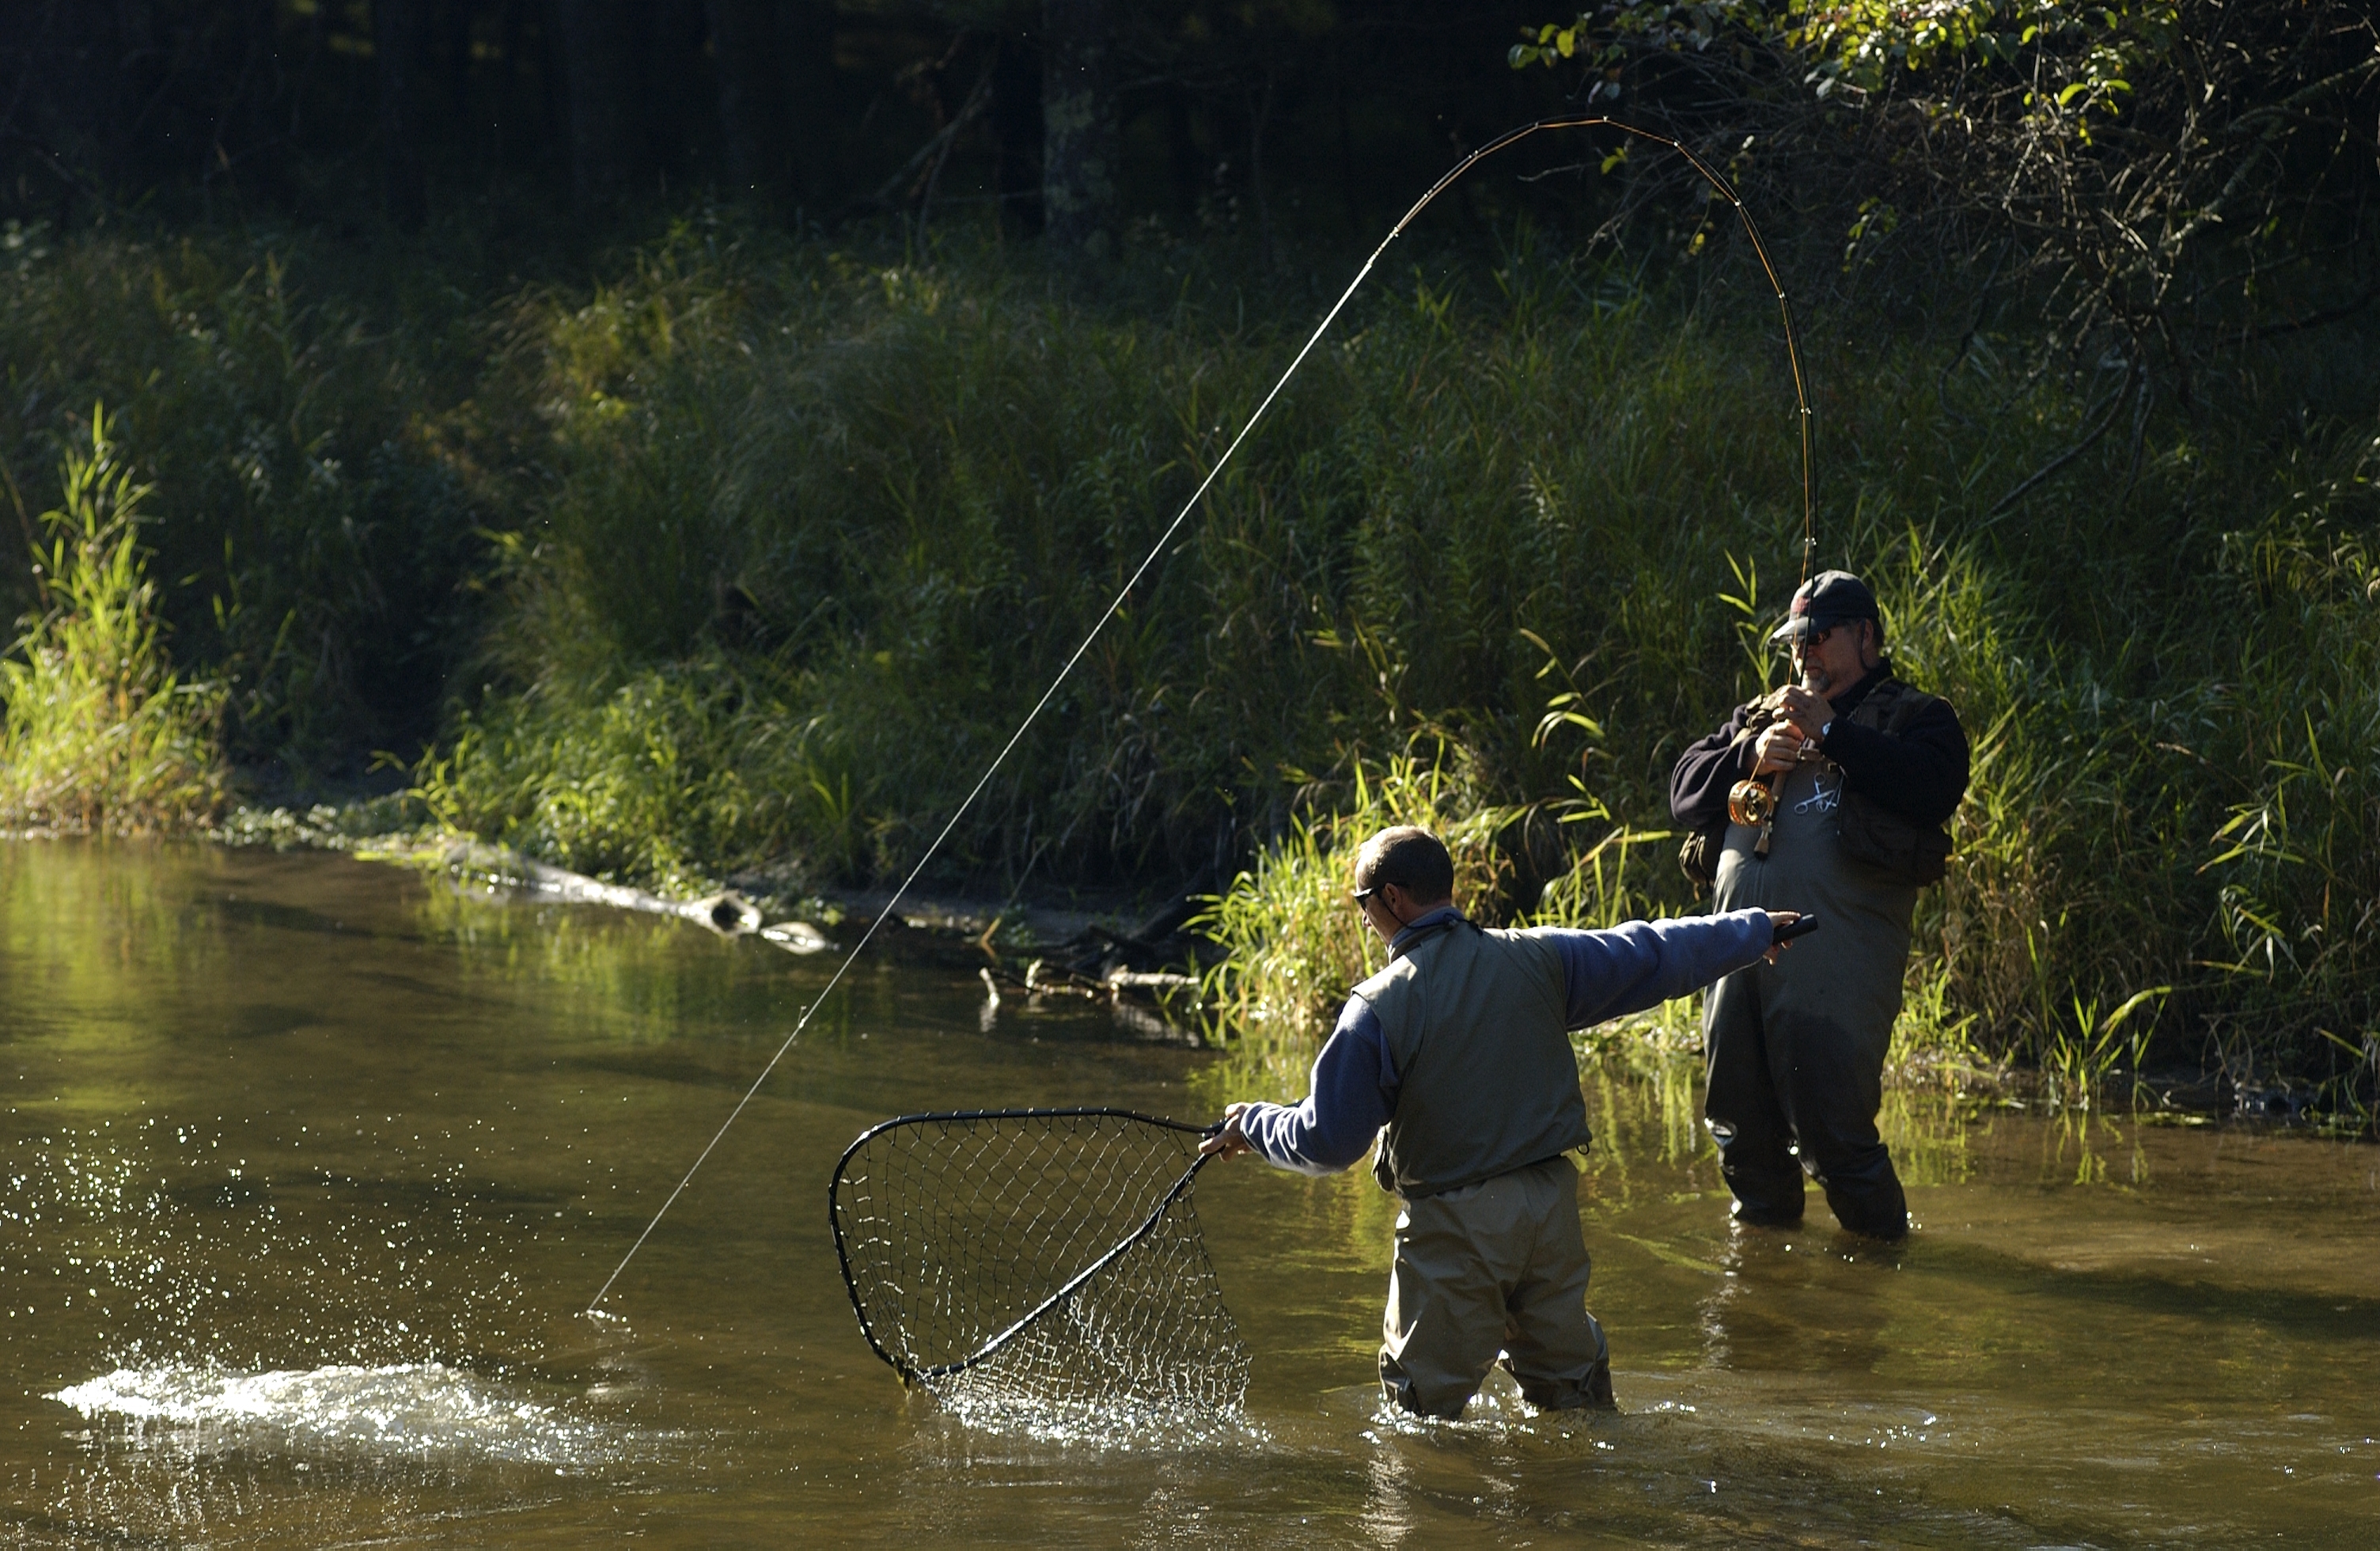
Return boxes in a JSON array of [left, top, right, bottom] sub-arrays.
[[1350, 886, 1378, 906]]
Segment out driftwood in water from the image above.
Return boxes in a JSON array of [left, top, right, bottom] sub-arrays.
[[386, 838, 776, 938], [761, 920, 835, 954]]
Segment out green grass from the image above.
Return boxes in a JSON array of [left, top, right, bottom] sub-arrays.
[[1192, 750, 1521, 1037], [0, 222, 483, 768], [0, 408, 228, 832], [409, 649, 862, 898]]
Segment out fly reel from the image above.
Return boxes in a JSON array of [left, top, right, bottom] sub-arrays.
[[1727, 777, 1778, 829]]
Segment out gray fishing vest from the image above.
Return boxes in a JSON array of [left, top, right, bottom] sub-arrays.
[[1355, 920, 1588, 1200], [1710, 700, 1923, 1044]]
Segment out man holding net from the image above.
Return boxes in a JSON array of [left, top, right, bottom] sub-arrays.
[[1201, 825, 1796, 1418]]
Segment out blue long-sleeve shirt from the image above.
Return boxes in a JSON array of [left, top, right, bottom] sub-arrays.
[[1236, 906, 1773, 1175]]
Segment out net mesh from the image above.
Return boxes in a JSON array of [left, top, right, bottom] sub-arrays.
[[829, 1109, 1249, 1435]]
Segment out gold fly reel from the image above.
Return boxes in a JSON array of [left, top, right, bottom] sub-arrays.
[[1727, 777, 1778, 829]]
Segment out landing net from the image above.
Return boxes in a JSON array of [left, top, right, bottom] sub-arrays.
[[828, 1109, 1248, 1434]]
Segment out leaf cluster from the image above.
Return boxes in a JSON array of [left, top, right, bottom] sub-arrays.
[[1512, 1, 2380, 421]]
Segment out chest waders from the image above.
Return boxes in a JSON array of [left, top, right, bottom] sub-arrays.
[[1704, 755, 1916, 1238], [1360, 925, 1613, 1418]]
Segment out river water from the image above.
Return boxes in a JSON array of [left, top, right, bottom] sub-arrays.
[[1, 841, 2374, 1545]]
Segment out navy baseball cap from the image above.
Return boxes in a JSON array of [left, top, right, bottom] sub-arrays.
[[1768, 570, 1882, 644]]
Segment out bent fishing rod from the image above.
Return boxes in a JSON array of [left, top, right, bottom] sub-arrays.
[[586, 115, 1817, 1314]]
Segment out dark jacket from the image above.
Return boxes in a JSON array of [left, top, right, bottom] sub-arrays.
[[1669, 660, 1969, 829]]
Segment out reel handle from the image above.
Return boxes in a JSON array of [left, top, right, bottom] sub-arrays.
[[1728, 773, 1787, 857]]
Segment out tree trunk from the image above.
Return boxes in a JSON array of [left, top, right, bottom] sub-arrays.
[[706, 0, 780, 199], [991, 31, 1042, 239], [373, 0, 428, 229], [553, 0, 633, 211], [536, 0, 570, 160], [779, 0, 838, 209], [218, 0, 292, 207], [438, 0, 476, 121], [1040, 0, 1116, 258]]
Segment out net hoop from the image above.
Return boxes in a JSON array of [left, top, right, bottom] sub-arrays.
[[827, 1106, 1215, 1384]]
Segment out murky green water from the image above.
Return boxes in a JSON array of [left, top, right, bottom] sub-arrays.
[[2, 842, 2374, 1545]]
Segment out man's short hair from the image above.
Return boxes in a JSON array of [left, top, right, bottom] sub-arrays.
[[1355, 825, 1454, 904]]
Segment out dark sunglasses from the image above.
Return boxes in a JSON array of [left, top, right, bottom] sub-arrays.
[[1349, 886, 1378, 905]]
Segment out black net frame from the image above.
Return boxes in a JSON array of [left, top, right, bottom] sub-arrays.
[[827, 1108, 1247, 1424]]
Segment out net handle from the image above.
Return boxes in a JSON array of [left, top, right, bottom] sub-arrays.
[[826, 1107, 1218, 1383]]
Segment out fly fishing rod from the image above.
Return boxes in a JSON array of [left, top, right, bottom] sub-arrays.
[[586, 116, 1817, 1314]]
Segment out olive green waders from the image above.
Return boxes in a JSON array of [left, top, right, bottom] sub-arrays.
[[1705, 757, 1915, 1238], [1378, 1156, 1613, 1416]]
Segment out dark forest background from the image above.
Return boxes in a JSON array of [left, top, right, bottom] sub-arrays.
[[3, 2, 1581, 249], [2, 2, 2378, 1086], [0, 0, 1624, 765]]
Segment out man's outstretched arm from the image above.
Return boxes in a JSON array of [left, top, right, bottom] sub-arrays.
[[1201, 995, 1397, 1173], [1547, 909, 1777, 1029]]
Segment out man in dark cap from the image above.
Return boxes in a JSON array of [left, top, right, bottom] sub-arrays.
[[1203, 825, 1803, 1417], [1668, 570, 1969, 1240]]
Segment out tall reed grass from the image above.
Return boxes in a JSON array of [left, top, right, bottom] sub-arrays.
[[1193, 751, 1518, 1034], [0, 408, 227, 832]]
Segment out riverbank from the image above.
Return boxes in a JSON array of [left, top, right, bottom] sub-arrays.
[[123, 806, 2343, 1135], [4, 220, 2377, 1110]]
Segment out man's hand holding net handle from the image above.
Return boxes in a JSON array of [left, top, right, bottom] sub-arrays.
[[1199, 1109, 1253, 1160]]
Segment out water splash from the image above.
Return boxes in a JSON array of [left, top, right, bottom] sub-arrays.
[[50, 1361, 665, 1469], [921, 1375, 1260, 1451]]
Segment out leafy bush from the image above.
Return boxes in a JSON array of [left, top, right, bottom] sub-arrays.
[[3, 208, 2373, 1092], [412, 650, 862, 896]]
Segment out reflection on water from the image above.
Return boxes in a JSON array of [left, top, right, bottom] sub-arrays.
[[2, 840, 2376, 1546]]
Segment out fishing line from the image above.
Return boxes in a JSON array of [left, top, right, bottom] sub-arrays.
[[586, 116, 1815, 1314]]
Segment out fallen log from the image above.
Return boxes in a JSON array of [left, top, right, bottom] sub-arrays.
[[361, 836, 771, 937]]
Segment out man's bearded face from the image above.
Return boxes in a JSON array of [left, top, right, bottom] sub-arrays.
[[1796, 620, 1870, 696]]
